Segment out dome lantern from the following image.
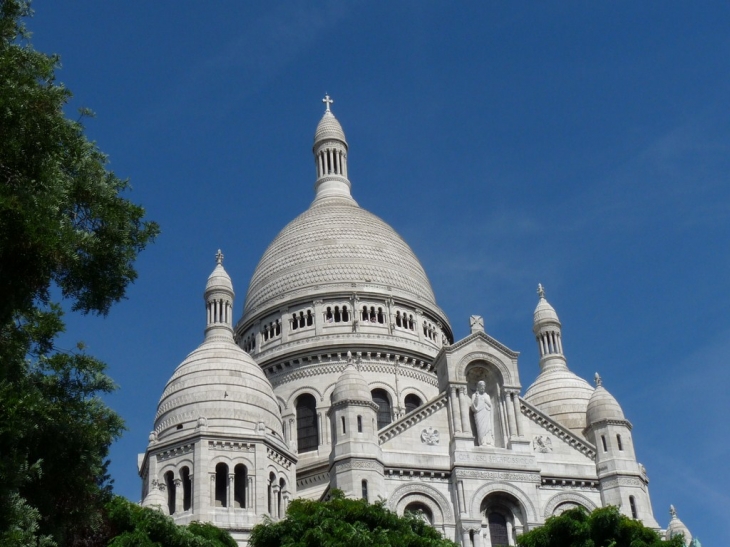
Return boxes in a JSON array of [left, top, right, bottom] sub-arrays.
[[312, 95, 353, 203], [204, 249, 234, 340]]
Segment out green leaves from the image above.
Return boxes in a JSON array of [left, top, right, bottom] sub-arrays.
[[248, 490, 458, 547]]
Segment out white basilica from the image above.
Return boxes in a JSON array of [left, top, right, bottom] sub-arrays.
[[138, 99, 694, 546]]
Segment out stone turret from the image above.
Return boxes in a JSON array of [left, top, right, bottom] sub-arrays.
[[328, 352, 384, 501]]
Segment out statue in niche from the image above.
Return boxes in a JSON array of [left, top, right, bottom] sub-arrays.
[[471, 381, 494, 446]]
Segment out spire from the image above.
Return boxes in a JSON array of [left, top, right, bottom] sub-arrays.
[[533, 284, 566, 371], [312, 95, 354, 203], [204, 249, 234, 340]]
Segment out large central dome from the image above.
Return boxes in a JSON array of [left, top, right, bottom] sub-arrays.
[[241, 103, 440, 320], [243, 200, 437, 316]]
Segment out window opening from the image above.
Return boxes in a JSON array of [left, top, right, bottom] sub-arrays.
[[601, 435, 608, 452], [341, 415, 346, 434], [404, 394, 422, 414], [296, 394, 319, 452], [617, 434, 623, 451], [357, 415, 363, 433], [181, 466, 192, 511], [361, 480, 368, 501], [215, 463, 228, 507], [342, 305, 349, 322], [325, 307, 333, 323], [396, 311, 402, 327], [371, 389, 392, 429], [306, 310, 313, 326], [488, 512, 509, 546], [234, 464, 246, 508], [629, 496, 638, 519], [164, 471, 176, 515]]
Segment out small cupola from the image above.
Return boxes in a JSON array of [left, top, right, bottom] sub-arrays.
[[312, 95, 353, 203], [331, 352, 373, 406], [532, 284, 568, 372], [666, 505, 692, 546], [586, 373, 627, 425], [204, 249, 234, 340]]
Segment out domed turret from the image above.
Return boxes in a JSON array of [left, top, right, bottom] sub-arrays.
[[141, 482, 168, 514], [153, 251, 283, 441], [587, 373, 626, 425], [332, 352, 372, 404], [524, 285, 593, 436], [666, 505, 692, 546]]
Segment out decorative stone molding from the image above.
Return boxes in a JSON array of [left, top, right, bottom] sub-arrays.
[[457, 351, 514, 386], [543, 492, 598, 518], [420, 426, 440, 445], [520, 398, 596, 459], [533, 435, 553, 453], [156, 443, 194, 461], [267, 446, 295, 469], [447, 331, 519, 359], [379, 392, 448, 444], [453, 452, 533, 467], [455, 468, 540, 483], [208, 440, 255, 452], [333, 459, 383, 472], [541, 477, 599, 490], [388, 482, 454, 521], [601, 475, 646, 489], [385, 468, 450, 481]]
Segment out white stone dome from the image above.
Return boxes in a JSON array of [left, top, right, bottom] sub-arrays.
[[314, 110, 347, 145], [666, 506, 692, 545], [332, 361, 372, 404], [141, 485, 168, 514], [205, 256, 234, 296], [533, 296, 560, 325], [524, 369, 594, 436], [154, 337, 283, 441], [587, 383, 626, 424], [242, 198, 438, 317]]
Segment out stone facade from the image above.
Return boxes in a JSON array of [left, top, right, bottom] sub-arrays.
[[138, 100, 691, 546]]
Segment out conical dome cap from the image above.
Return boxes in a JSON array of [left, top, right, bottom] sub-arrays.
[[666, 505, 692, 545], [332, 355, 371, 404], [586, 375, 626, 424], [314, 110, 347, 146], [205, 250, 233, 296], [533, 285, 560, 327]]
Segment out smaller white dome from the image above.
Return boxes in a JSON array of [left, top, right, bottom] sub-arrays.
[[141, 485, 168, 514], [666, 505, 692, 545], [533, 293, 560, 327], [205, 250, 233, 296], [524, 369, 594, 436], [586, 381, 626, 424], [314, 110, 347, 146], [332, 359, 371, 404]]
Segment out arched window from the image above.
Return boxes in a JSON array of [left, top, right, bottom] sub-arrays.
[[601, 435, 608, 452], [396, 311, 402, 327], [291, 313, 298, 330], [164, 471, 175, 515], [215, 463, 228, 507], [325, 307, 333, 323], [357, 415, 363, 433], [334, 306, 341, 322], [408, 314, 415, 330], [268, 472, 276, 515], [278, 478, 286, 517], [342, 305, 349, 322], [296, 394, 319, 453], [371, 389, 392, 430], [234, 464, 246, 508], [377, 307, 384, 323], [488, 512, 509, 546], [361, 479, 368, 501], [629, 496, 638, 519], [617, 434, 623, 451], [404, 502, 433, 525], [404, 394, 422, 414], [341, 415, 346, 434], [180, 466, 192, 511], [306, 310, 313, 326]]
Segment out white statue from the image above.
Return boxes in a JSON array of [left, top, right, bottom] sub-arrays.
[[471, 381, 494, 446]]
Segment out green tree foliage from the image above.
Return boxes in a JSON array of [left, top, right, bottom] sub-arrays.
[[248, 489, 459, 547], [0, 0, 159, 545], [516, 506, 685, 547], [104, 496, 237, 547]]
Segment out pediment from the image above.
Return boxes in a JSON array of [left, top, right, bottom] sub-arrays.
[[520, 397, 596, 460], [378, 392, 448, 445]]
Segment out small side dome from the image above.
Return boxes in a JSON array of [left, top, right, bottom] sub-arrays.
[[332, 354, 371, 404], [205, 250, 234, 296], [586, 374, 626, 425], [524, 369, 594, 436], [666, 505, 692, 546], [141, 486, 168, 515], [314, 104, 347, 146]]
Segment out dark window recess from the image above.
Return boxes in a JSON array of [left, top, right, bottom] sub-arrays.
[[488, 512, 509, 546], [404, 394, 422, 414], [296, 394, 319, 452], [371, 389, 392, 430]]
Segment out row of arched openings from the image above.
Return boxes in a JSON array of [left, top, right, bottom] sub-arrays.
[[325, 306, 349, 323], [163, 468, 192, 515], [294, 391, 423, 452], [268, 472, 287, 518], [600, 434, 624, 452], [213, 463, 247, 508]]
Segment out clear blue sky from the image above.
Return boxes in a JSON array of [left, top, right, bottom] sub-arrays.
[[30, 2, 728, 544]]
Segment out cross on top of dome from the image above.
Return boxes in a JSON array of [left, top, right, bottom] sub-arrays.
[[537, 283, 546, 299], [215, 249, 224, 265], [322, 94, 334, 112]]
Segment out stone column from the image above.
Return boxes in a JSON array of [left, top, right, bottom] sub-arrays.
[[271, 485, 281, 519], [415, 309, 425, 342], [228, 474, 234, 509], [313, 300, 324, 335], [247, 476, 254, 510], [505, 391, 517, 438], [450, 386, 462, 433], [458, 387, 471, 438], [507, 521, 514, 546], [174, 478, 183, 514], [461, 529, 471, 547], [473, 528, 483, 547], [254, 320, 262, 350], [512, 395, 523, 437], [209, 474, 216, 507], [483, 526, 492, 547], [281, 308, 289, 343]]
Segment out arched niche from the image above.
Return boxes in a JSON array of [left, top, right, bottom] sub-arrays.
[[543, 492, 597, 518], [470, 482, 537, 525], [478, 490, 529, 546], [388, 482, 454, 525], [464, 360, 507, 448]]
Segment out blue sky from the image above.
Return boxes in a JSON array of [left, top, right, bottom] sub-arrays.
[[29, 2, 728, 544]]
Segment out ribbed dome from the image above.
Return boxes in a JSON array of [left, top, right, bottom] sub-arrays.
[[314, 110, 347, 145], [243, 199, 438, 316], [141, 485, 168, 514], [205, 262, 233, 295], [332, 362, 372, 404], [154, 337, 283, 440], [524, 369, 594, 436], [666, 506, 692, 545], [587, 384, 626, 424], [534, 296, 560, 325]]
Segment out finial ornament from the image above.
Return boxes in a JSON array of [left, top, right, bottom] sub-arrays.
[[537, 283, 545, 299], [322, 94, 334, 112], [594, 372, 602, 387], [669, 505, 677, 518], [215, 249, 224, 265]]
